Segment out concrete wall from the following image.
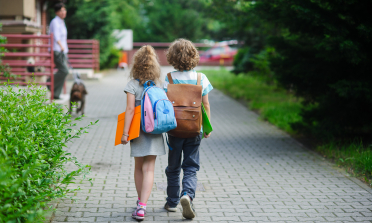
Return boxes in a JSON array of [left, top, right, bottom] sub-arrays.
[[0, 0, 35, 19]]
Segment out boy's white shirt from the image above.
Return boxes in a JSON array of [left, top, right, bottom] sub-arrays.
[[163, 70, 213, 96]]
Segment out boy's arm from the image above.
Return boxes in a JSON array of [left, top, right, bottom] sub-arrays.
[[201, 73, 213, 120], [202, 94, 211, 138], [202, 94, 211, 119]]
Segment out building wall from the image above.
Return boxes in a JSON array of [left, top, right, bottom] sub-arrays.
[[23, 0, 36, 19], [0, 0, 35, 19], [0, 0, 42, 34]]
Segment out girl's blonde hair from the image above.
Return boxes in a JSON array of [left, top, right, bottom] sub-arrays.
[[166, 39, 199, 71], [130, 45, 161, 85]]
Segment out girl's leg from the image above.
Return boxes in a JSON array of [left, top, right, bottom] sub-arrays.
[[134, 157, 144, 200], [140, 155, 157, 204]]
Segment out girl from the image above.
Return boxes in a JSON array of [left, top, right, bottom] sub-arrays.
[[121, 45, 166, 221]]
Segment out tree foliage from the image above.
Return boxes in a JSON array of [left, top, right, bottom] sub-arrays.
[[208, 0, 372, 137], [139, 0, 210, 42], [59, 0, 220, 68], [62, 0, 144, 68], [254, 0, 372, 136], [208, 1, 279, 74]]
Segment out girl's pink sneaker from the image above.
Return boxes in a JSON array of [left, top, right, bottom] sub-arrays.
[[132, 208, 145, 221]]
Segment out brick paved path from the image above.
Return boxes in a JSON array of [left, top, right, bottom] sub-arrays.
[[51, 69, 372, 223]]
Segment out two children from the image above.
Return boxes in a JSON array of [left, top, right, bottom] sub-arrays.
[[122, 39, 213, 221]]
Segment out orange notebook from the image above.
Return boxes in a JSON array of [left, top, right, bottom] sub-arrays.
[[115, 105, 141, 146]]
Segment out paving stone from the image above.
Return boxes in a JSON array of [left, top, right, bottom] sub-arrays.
[[49, 69, 372, 222]]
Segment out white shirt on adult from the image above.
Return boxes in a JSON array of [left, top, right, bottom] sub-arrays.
[[49, 16, 68, 53]]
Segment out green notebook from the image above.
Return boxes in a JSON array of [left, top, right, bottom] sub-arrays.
[[201, 103, 213, 138]]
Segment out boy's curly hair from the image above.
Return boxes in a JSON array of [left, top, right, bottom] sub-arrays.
[[130, 45, 161, 85], [166, 39, 199, 71]]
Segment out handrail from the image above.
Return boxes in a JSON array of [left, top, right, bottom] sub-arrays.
[[0, 44, 51, 48], [4, 53, 51, 57], [1, 72, 51, 76], [68, 45, 96, 48], [67, 39, 97, 43], [67, 39, 99, 71], [1, 34, 52, 39]]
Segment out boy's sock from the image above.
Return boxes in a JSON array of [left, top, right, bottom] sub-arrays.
[[137, 202, 146, 217]]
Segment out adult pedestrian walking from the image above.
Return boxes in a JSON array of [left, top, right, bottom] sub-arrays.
[[48, 2, 69, 99]]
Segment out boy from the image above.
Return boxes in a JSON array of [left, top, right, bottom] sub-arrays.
[[163, 39, 213, 219]]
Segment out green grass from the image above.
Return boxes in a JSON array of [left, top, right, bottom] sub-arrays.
[[201, 68, 302, 133], [201, 68, 372, 186], [317, 141, 372, 184]]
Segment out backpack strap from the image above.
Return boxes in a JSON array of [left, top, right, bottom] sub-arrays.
[[167, 72, 200, 85], [197, 73, 201, 85], [143, 80, 155, 87], [167, 73, 174, 84]]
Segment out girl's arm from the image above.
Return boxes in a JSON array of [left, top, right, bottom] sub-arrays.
[[121, 93, 136, 144], [202, 94, 211, 138]]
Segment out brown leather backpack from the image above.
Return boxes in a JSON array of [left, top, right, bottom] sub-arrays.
[[166, 73, 203, 138]]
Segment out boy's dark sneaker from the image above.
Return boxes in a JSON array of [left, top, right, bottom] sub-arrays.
[[180, 194, 196, 219], [164, 202, 177, 212]]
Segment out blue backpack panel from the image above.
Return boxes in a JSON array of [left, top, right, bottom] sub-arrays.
[[140, 80, 177, 134]]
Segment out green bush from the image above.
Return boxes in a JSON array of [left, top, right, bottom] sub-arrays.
[[101, 47, 121, 69], [233, 47, 276, 84], [249, 47, 275, 80], [0, 85, 97, 222], [232, 47, 253, 74]]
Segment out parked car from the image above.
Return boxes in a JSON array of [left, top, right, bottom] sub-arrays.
[[199, 41, 238, 64]]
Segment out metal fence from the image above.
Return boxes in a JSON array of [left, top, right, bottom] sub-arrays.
[[1, 35, 100, 101], [67, 39, 99, 71], [0, 34, 55, 100]]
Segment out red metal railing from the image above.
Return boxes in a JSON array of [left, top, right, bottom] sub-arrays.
[[0, 34, 55, 100], [67, 39, 99, 71]]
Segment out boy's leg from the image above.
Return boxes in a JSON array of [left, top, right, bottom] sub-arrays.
[[179, 133, 202, 219], [181, 133, 202, 201], [165, 135, 184, 207]]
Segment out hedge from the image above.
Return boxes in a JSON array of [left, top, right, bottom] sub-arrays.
[[0, 84, 97, 222]]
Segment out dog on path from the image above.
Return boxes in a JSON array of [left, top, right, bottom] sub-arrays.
[[69, 72, 87, 115]]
